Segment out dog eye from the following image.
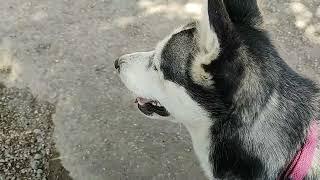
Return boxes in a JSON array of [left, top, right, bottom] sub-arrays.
[[153, 66, 158, 71]]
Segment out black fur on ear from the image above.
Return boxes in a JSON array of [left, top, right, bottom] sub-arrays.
[[223, 0, 263, 27], [207, 0, 237, 47], [191, 0, 242, 87]]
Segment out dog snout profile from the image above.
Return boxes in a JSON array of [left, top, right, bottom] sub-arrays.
[[114, 58, 125, 72], [114, 58, 120, 70]]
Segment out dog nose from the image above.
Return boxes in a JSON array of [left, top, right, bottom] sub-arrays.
[[114, 58, 120, 70]]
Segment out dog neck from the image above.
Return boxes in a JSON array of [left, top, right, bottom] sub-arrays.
[[184, 120, 214, 179]]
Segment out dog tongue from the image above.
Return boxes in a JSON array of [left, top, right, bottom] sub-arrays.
[[135, 97, 153, 105]]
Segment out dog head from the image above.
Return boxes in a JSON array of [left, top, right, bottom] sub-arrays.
[[115, 0, 263, 124]]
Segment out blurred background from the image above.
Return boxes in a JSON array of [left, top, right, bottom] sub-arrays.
[[0, 0, 319, 179]]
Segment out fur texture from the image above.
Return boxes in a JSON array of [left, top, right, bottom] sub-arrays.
[[115, 0, 320, 179]]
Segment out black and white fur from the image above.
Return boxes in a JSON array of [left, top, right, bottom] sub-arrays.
[[115, 0, 320, 179]]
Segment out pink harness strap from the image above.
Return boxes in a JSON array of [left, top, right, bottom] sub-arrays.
[[282, 121, 319, 180]]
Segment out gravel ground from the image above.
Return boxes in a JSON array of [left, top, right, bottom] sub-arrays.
[[0, 0, 319, 179], [0, 84, 70, 179]]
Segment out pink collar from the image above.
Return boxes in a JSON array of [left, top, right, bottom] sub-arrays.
[[281, 121, 319, 180]]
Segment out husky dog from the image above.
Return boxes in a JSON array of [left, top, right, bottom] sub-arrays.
[[115, 0, 320, 179]]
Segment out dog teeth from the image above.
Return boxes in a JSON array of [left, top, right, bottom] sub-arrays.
[[152, 101, 161, 107], [137, 100, 145, 106], [135, 97, 162, 107]]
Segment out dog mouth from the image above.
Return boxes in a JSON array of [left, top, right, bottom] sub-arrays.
[[135, 97, 170, 117]]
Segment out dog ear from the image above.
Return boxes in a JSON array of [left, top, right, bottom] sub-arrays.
[[223, 0, 263, 27], [192, 0, 236, 87]]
